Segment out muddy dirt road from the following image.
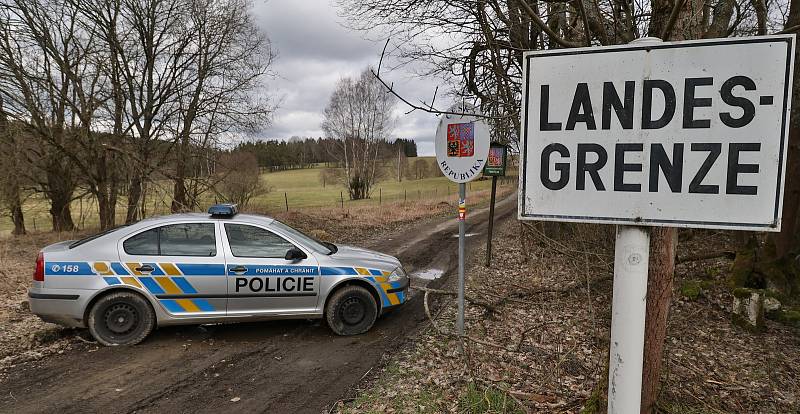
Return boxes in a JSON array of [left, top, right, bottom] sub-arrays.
[[0, 196, 516, 414]]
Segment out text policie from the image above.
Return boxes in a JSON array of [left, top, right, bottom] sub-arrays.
[[235, 276, 315, 294], [538, 76, 768, 195]]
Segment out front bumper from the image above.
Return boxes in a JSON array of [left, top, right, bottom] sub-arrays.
[[380, 277, 410, 314], [28, 289, 87, 328]]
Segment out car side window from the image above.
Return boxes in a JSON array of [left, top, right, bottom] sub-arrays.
[[159, 223, 217, 256], [123, 223, 217, 257], [225, 223, 295, 258], [123, 228, 159, 255]]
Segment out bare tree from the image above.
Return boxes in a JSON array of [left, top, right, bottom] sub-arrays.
[[214, 151, 266, 208], [412, 158, 429, 180], [321, 68, 396, 200], [0, 96, 26, 235], [0, 0, 86, 231], [169, 0, 276, 213]]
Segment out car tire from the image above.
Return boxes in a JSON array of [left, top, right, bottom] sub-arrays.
[[88, 291, 155, 346], [325, 285, 378, 336]]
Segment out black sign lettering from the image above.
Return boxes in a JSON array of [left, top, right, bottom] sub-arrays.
[[614, 143, 643, 192], [683, 77, 714, 128], [540, 85, 562, 131], [602, 81, 635, 130], [541, 143, 570, 190], [649, 143, 684, 193], [726, 143, 760, 195], [642, 80, 676, 129], [566, 83, 597, 130], [720, 76, 757, 128], [577, 143, 607, 191], [689, 143, 722, 194]]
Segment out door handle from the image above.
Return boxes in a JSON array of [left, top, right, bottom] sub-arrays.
[[135, 265, 154, 273], [229, 266, 248, 274]]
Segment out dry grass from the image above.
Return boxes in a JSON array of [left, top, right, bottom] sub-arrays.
[[0, 188, 513, 374], [342, 221, 800, 413]]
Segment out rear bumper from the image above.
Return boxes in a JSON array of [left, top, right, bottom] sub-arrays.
[[28, 288, 87, 328]]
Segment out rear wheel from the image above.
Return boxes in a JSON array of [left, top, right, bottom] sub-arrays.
[[325, 286, 378, 335], [88, 291, 155, 346]]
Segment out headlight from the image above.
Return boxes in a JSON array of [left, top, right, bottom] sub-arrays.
[[387, 267, 406, 282]]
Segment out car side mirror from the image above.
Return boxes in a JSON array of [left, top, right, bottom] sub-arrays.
[[285, 247, 307, 261]]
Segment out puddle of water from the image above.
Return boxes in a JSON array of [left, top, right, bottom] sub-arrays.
[[413, 268, 445, 280], [451, 233, 479, 238]]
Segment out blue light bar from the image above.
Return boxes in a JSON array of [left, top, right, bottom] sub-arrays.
[[208, 203, 238, 217]]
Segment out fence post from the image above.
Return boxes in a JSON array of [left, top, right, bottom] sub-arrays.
[[284, 192, 289, 212], [340, 191, 344, 208], [379, 188, 382, 205], [404, 189, 407, 203]]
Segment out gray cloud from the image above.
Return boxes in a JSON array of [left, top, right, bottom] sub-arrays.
[[250, 0, 444, 155]]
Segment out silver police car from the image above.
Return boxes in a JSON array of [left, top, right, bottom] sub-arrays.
[[28, 204, 409, 346]]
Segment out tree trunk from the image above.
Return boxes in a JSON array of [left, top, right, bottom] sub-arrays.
[[11, 199, 25, 235], [171, 136, 189, 213], [49, 192, 74, 232], [771, 0, 800, 260], [638, 4, 706, 409], [97, 191, 114, 230], [46, 164, 75, 232], [731, 0, 800, 299], [126, 174, 142, 224], [641, 227, 677, 413]]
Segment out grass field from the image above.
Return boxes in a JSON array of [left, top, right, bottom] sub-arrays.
[[0, 157, 517, 235]]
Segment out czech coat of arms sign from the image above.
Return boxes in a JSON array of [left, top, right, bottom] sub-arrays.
[[436, 114, 490, 183]]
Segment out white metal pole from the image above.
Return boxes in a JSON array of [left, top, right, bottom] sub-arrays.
[[607, 225, 650, 413], [605, 35, 662, 414], [456, 183, 466, 335]]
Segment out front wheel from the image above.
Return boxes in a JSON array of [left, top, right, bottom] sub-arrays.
[[88, 291, 155, 346], [325, 286, 378, 335]]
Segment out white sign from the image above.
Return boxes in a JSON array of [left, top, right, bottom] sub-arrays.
[[519, 35, 795, 231], [436, 114, 491, 183]]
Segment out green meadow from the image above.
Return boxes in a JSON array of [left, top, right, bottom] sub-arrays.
[[0, 157, 517, 234]]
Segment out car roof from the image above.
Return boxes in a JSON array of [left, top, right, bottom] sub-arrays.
[[134, 212, 276, 227]]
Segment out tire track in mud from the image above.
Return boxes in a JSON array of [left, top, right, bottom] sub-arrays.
[[0, 195, 517, 414]]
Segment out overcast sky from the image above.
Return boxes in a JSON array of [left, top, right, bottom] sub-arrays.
[[250, 0, 443, 155]]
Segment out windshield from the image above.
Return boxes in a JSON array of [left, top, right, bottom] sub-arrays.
[[270, 221, 334, 255]]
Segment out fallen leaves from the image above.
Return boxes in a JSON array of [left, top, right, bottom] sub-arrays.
[[342, 222, 800, 413]]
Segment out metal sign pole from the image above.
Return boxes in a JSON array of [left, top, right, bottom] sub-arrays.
[[607, 225, 649, 413], [456, 183, 466, 336]]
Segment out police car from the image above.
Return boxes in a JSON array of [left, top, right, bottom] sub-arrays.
[[28, 204, 409, 346]]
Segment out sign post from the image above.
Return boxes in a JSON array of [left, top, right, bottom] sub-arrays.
[[435, 114, 490, 336], [483, 143, 508, 267], [518, 35, 795, 413]]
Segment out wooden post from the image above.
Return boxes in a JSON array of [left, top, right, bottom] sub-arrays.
[[404, 189, 407, 203], [485, 176, 498, 267], [641, 227, 677, 413], [379, 188, 382, 205], [340, 192, 344, 208], [284, 192, 289, 212]]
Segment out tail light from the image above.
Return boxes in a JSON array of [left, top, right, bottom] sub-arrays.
[[33, 252, 44, 282]]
